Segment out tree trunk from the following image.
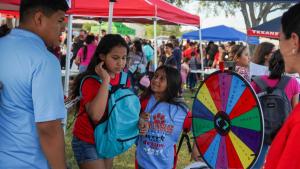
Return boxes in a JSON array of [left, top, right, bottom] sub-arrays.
[[240, 2, 251, 29]]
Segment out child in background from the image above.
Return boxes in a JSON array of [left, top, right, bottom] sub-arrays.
[[136, 66, 189, 169], [188, 52, 198, 91], [233, 45, 251, 82], [70, 34, 130, 169], [181, 58, 190, 91], [75, 35, 97, 73]]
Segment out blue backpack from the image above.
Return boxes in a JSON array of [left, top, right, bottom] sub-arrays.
[[80, 72, 141, 158]]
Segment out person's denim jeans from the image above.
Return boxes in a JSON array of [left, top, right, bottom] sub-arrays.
[[188, 73, 197, 89], [72, 136, 101, 164]]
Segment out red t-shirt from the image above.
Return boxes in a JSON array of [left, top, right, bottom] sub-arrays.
[[213, 52, 220, 63], [183, 48, 197, 60], [72, 73, 130, 144], [264, 103, 300, 169]]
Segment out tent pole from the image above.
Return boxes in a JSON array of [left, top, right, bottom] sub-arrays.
[[63, 1, 73, 133], [198, 15, 204, 80], [63, 14, 74, 133], [64, 14, 73, 98], [14, 17, 19, 27], [153, 18, 158, 70], [108, 0, 116, 34]]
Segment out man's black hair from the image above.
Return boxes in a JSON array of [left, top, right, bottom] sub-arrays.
[[20, 0, 69, 22]]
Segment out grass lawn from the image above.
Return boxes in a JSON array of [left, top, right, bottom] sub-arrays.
[[65, 86, 199, 169]]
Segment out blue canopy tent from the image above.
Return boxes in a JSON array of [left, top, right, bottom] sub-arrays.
[[182, 25, 259, 44], [253, 17, 281, 32], [247, 17, 281, 38]]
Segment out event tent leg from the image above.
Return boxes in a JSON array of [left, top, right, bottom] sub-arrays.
[[108, 0, 115, 34], [64, 14, 73, 97], [63, 14, 73, 133], [198, 15, 204, 80], [153, 18, 158, 70], [0, 13, 2, 25], [15, 17, 19, 27]]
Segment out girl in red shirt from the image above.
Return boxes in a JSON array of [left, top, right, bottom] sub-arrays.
[[70, 34, 130, 169]]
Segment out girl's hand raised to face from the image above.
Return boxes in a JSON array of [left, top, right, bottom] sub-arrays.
[[95, 62, 110, 83]]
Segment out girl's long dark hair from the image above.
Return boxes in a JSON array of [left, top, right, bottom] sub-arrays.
[[268, 50, 285, 79], [252, 42, 275, 65], [82, 35, 95, 61], [141, 66, 180, 101], [70, 34, 129, 100], [133, 39, 143, 56], [233, 45, 246, 62]]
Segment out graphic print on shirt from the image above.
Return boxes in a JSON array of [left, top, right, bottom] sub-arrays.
[[142, 112, 174, 156]]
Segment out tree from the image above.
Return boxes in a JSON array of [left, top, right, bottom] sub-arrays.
[[82, 22, 98, 32], [144, 25, 182, 39], [166, 0, 292, 29]]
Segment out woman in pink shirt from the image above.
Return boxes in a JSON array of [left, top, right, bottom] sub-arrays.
[[76, 35, 97, 73]]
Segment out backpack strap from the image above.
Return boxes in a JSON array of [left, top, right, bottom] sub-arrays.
[[120, 71, 128, 86], [276, 75, 292, 118], [110, 72, 130, 93], [252, 76, 269, 91], [276, 75, 291, 90], [79, 75, 106, 97]]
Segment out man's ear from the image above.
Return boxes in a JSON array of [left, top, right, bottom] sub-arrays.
[[32, 11, 44, 27]]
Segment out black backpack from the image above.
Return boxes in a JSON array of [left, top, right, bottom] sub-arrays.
[[253, 76, 292, 145]]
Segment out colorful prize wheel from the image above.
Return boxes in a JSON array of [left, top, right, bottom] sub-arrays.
[[192, 70, 264, 169]]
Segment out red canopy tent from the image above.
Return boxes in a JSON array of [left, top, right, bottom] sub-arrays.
[[0, 0, 19, 6], [67, 0, 199, 26], [0, 10, 19, 18], [0, 0, 19, 16], [148, 0, 199, 26]]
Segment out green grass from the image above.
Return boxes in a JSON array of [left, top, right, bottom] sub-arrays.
[[65, 85, 201, 169]]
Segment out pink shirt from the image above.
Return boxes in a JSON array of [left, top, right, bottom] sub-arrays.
[[181, 63, 189, 83], [77, 44, 97, 66], [251, 75, 300, 101]]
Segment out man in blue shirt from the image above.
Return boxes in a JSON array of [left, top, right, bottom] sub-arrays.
[[0, 0, 69, 169], [143, 40, 154, 62], [169, 36, 182, 71], [173, 39, 182, 71]]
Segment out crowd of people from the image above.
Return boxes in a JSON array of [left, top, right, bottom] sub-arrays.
[[1, 0, 300, 169]]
